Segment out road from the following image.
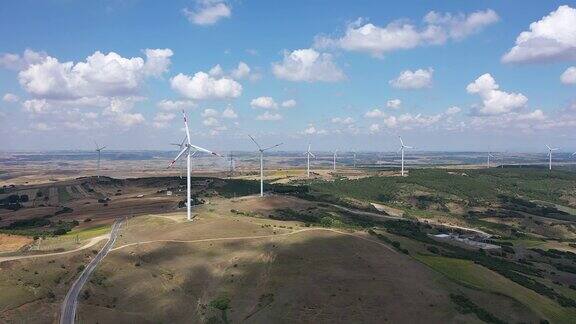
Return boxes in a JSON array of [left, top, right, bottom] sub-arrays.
[[60, 219, 123, 324], [0, 235, 109, 264]]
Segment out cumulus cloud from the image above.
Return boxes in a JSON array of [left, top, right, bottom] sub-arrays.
[[256, 111, 282, 121], [369, 123, 381, 133], [365, 108, 385, 118], [157, 99, 196, 111], [445, 106, 461, 115], [208, 64, 224, 77], [250, 96, 278, 109], [281, 99, 297, 108], [2, 93, 19, 103], [201, 108, 219, 117], [389, 68, 433, 89], [561, 66, 576, 84], [302, 124, 327, 135], [17, 49, 172, 99], [272, 49, 345, 82], [0, 49, 47, 70], [315, 9, 498, 56], [331, 117, 355, 124], [202, 116, 220, 126], [152, 112, 176, 129], [222, 107, 238, 119], [183, 0, 231, 26], [102, 97, 145, 128], [386, 99, 402, 109], [171, 71, 242, 100], [466, 73, 528, 115], [502, 5, 576, 63], [231, 62, 250, 79]]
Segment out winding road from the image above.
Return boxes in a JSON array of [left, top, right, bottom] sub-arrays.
[[59, 219, 123, 324]]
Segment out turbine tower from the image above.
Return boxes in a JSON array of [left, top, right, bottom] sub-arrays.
[[398, 136, 413, 176], [249, 135, 282, 197], [546, 144, 559, 171], [353, 150, 357, 168], [94, 141, 106, 179], [169, 110, 220, 221], [487, 152, 495, 168], [304, 143, 315, 177], [229, 152, 235, 178], [332, 150, 338, 171]]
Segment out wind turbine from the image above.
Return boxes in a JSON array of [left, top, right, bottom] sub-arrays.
[[352, 150, 357, 168], [332, 150, 338, 171], [398, 136, 413, 176], [304, 143, 315, 178], [94, 141, 106, 179], [169, 110, 220, 221], [249, 135, 282, 197], [487, 152, 495, 168], [546, 144, 559, 171]]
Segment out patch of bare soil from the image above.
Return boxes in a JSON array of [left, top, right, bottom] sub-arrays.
[[0, 234, 33, 253]]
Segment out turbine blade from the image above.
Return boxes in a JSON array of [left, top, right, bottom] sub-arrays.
[[310, 152, 316, 158], [398, 136, 404, 146], [182, 110, 192, 145], [404, 146, 414, 149], [168, 147, 189, 168], [100, 146, 106, 150], [545, 144, 551, 150], [262, 143, 282, 151], [248, 135, 262, 150], [190, 144, 221, 157]]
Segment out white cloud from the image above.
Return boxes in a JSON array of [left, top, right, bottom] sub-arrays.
[[365, 108, 385, 118], [250, 96, 278, 109], [2, 93, 19, 103], [272, 49, 345, 82], [222, 107, 238, 119], [17, 49, 172, 99], [171, 71, 242, 100], [102, 98, 145, 128], [30, 122, 52, 131], [22, 99, 49, 114], [256, 111, 282, 121], [153, 112, 176, 129], [315, 10, 498, 57], [157, 99, 196, 111], [466, 73, 528, 115], [331, 117, 355, 124], [445, 106, 461, 115], [302, 124, 327, 135], [183, 0, 231, 26], [561, 66, 576, 84], [502, 5, 576, 63], [281, 99, 297, 108], [369, 123, 381, 133], [0, 49, 47, 70], [143, 48, 174, 77], [208, 64, 224, 77], [202, 117, 220, 126], [386, 99, 402, 109], [201, 108, 219, 118], [231, 62, 250, 79], [389, 68, 433, 89], [382, 113, 444, 129]]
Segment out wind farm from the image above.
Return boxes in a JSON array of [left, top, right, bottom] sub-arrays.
[[2, 1, 576, 324]]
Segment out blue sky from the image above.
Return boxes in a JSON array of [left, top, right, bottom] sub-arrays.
[[1, 0, 575, 152]]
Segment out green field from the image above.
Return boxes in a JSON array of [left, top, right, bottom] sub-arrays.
[[416, 255, 576, 323]]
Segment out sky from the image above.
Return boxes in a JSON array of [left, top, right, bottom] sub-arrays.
[[1, 0, 575, 153]]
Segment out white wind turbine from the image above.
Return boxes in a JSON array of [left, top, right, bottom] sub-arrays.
[[94, 141, 106, 179], [249, 135, 282, 197], [352, 150, 357, 168], [332, 150, 338, 171], [169, 110, 220, 221], [546, 144, 559, 171], [398, 136, 413, 176], [487, 152, 495, 168], [304, 143, 315, 178]]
